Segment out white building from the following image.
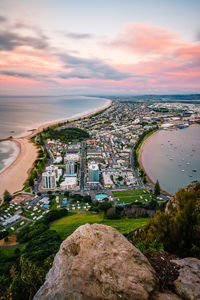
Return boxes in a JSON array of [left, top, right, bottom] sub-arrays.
[[2, 215, 21, 227], [60, 176, 78, 190], [88, 162, 99, 183], [102, 172, 114, 188], [64, 153, 80, 162], [66, 160, 76, 176], [42, 171, 56, 189]]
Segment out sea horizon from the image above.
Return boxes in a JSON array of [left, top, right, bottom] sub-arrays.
[[0, 96, 110, 173]]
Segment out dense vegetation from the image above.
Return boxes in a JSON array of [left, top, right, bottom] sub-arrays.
[[0, 209, 68, 300], [133, 127, 158, 170], [134, 183, 200, 258], [46, 127, 89, 142]]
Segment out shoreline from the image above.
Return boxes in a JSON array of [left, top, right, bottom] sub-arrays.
[[0, 140, 20, 175], [0, 99, 112, 198], [138, 130, 173, 196]]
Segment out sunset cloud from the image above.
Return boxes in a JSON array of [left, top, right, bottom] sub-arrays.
[[0, 30, 49, 51], [64, 32, 93, 39], [109, 23, 182, 55], [0, 11, 200, 95], [57, 53, 131, 80]]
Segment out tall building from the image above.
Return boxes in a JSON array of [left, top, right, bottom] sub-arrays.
[[66, 160, 76, 176], [88, 162, 99, 183], [46, 165, 59, 178], [42, 171, 56, 189]]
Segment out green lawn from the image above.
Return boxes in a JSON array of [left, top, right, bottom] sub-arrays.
[[50, 212, 149, 240], [113, 189, 155, 204]]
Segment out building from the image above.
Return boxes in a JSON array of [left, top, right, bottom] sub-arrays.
[[42, 171, 56, 189], [88, 162, 99, 183], [64, 153, 80, 162], [66, 160, 76, 176], [2, 215, 21, 227], [102, 172, 114, 188], [60, 176, 78, 190]]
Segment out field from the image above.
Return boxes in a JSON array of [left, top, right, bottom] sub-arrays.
[[113, 189, 156, 205], [50, 212, 149, 240]]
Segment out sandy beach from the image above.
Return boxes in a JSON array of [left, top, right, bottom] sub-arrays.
[[138, 131, 158, 186], [0, 138, 38, 198], [0, 99, 112, 198]]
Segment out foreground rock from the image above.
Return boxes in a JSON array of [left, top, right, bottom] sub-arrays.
[[151, 291, 183, 300], [34, 224, 157, 300], [172, 257, 200, 300]]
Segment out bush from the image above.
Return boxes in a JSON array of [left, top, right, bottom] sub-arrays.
[[3, 190, 12, 203], [98, 201, 112, 213], [106, 209, 121, 220], [134, 184, 200, 258]]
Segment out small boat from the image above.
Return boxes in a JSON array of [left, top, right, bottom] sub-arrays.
[[181, 170, 185, 172], [169, 158, 174, 160], [192, 169, 197, 172], [186, 162, 190, 165], [189, 175, 193, 177]]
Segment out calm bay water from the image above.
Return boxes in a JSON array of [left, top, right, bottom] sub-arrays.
[[0, 96, 109, 173], [141, 125, 200, 194]]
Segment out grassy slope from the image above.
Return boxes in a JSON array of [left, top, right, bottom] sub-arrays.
[[50, 212, 149, 240], [113, 189, 156, 204]]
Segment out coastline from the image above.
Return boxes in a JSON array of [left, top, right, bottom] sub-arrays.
[[138, 130, 173, 196], [0, 138, 38, 198], [0, 140, 20, 175], [0, 99, 112, 198]]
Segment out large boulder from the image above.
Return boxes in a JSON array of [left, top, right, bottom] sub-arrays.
[[34, 224, 157, 300], [151, 291, 183, 300], [172, 257, 200, 300]]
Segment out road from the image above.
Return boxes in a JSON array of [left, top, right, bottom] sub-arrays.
[[80, 141, 86, 190]]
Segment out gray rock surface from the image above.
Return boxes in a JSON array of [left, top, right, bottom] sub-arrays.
[[151, 290, 183, 300], [34, 223, 157, 300], [172, 257, 200, 300]]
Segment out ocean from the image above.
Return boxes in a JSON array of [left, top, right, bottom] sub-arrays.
[[0, 96, 109, 173], [141, 124, 200, 194]]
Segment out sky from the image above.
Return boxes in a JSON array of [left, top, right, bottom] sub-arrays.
[[0, 0, 200, 95]]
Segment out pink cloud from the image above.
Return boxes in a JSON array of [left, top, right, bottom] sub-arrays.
[[109, 23, 183, 54]]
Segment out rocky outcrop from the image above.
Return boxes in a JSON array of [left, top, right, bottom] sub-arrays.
[[151, 291, 183, 300], [34, 224, 157, 300], [172, 257, 200, 300]]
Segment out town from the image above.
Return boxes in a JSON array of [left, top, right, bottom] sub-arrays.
[[1, 99, 200, 238]]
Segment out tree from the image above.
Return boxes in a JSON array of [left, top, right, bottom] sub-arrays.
[[29, 177, 34, 187], [98, 201, 112, 213], [135, 184, 200, 258], [117, 176, 123, 182], [3, 190, 12, 203], [154, 180, 160, 196], [64, 191, 69, 197]]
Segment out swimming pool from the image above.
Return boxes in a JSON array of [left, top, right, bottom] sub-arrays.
[[96, 194, 107, 201]]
